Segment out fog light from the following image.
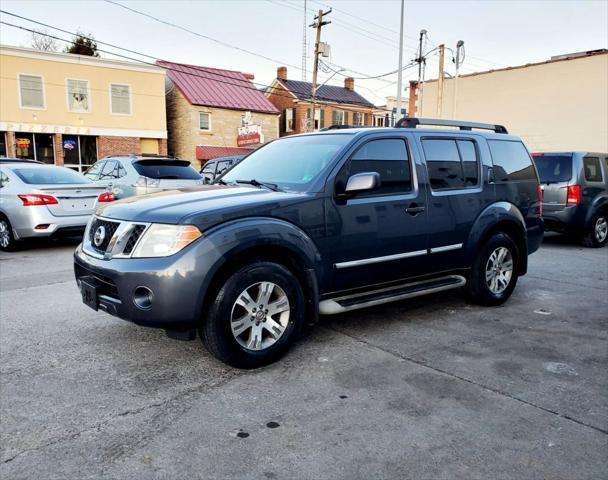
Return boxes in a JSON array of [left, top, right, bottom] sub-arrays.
[[133, 286, 153, 310]]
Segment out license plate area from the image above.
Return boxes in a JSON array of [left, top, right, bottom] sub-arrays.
[[80, 280, 98, 311]]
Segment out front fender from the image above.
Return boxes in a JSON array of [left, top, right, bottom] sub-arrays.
[[193, 217, 324, 316], [464, 201, 527, 267]]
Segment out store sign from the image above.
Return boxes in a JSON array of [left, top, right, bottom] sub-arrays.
[[63, 139, 76, 150], [0, 123, 91, 135], [15, 138, 31, 149], [237, 111, 264, 147]]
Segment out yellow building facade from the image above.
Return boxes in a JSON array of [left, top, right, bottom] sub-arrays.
[[0, 45, 167, 170]]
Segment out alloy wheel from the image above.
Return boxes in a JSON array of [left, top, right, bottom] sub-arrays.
[[0, 220, 10, 249], [595, 217, 607, 243], [485, 246, 514, 295], [230, 281, 290, 351]]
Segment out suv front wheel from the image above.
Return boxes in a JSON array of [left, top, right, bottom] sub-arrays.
[[467, 233, 519, 306], [200, 261, 305, 368]]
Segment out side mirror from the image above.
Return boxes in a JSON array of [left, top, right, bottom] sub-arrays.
[[344, 172, 381, 194]]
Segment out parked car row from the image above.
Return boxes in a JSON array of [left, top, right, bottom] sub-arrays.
[[0, 154, 205, 251]]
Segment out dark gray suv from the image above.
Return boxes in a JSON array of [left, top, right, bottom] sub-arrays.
[[533, 152, 608, 247], [75, 118, 544, 368]]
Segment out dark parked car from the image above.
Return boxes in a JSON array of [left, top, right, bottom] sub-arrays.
[[532, 151, 607, 247], [74, 118, 543, 368], [200, 155, 246, 183]]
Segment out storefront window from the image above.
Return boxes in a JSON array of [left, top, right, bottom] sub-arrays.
[[63, 135, 98, 172], [34, 134, 54, 164], [0, 132, 7, 157], [15, 133, 34, 159]]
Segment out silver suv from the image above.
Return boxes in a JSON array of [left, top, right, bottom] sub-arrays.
[[85, 154, 204, 199]]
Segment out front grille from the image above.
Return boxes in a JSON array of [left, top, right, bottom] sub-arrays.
[[123, 225, 146, 255], [89, 218, 120, 253]]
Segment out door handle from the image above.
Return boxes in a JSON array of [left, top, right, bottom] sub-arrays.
[[405, 203, 425, 216]]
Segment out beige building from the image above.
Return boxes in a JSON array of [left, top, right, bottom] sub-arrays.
[[415, 49, 608, 152], [0, 45, 167, 170], [159, 60, 279, 168]]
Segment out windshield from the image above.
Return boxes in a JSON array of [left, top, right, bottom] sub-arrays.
[[133, 160, 202, 180], [13, 167, 91, 185], [221, 134, 352, 190], [532, 154, 573, 183]]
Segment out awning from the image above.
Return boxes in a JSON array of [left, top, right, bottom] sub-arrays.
[[196, 145, 254, 161]]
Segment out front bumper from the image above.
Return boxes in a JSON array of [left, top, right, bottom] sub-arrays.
[[74, 240, 220, 329]]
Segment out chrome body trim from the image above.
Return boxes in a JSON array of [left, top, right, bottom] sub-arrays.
[[82, 215, 150, 260], [334, 249, 428, 269], [429, 243, 463, 254]]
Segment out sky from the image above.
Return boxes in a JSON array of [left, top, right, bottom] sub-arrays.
[[1, 0, 607, 105]]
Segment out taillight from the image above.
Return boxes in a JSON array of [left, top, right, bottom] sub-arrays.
[[565, 185, 582, 205], [537, 184, 543, 217], [18, 194, 58, 206], [98, 192, 115, 203]]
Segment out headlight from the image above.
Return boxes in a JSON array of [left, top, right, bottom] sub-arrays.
[[131, 224, 202, 258]]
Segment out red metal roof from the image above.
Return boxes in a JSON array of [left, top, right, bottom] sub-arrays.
[[196, 145, 254, 161], [158, 60, 279, 114]]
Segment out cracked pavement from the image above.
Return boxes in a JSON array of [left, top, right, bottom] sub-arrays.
[[1, 233, 607, 479]]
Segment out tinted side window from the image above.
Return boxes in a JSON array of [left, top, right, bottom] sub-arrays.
[[422, 139, 463, 190], [458, 140, 479, 186], [583, 157, 603, 182], [347, 138, 411, 196], [488, 140, 536, 182]]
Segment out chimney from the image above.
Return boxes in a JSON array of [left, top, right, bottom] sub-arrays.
[[277, 66, 287, 80], [344, 77, 355, 91]]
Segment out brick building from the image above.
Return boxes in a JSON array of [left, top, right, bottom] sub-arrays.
[[265, 66, 375, 136], [0, 45, 167, 170], [158, 60, 280, 169]]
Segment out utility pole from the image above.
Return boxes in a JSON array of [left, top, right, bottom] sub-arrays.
[[436, 44, 445, 118], [301, 0, 307, 81], [395, 0, 405, 123], [414, 29, 427, 117], [310, 8, 331, 132], [452, 40, 464, 119]]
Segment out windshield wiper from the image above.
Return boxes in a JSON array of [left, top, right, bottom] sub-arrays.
[[235, 179, 282, 192]]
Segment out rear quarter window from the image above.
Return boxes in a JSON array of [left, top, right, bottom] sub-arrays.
[[488, 140, 537, 182], [583, 157, 603, 182]]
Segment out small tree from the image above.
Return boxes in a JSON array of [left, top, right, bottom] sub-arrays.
[[31, 29, 58, 51], [64, 31, 100, 57]]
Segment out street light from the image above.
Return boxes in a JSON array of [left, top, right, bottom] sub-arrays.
[[452, 40, 465, 119]]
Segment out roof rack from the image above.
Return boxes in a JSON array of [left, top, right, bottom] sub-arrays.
[[395, 117, 508, 134], [320, 125, 355, 131], [103, 153, 178, 159]]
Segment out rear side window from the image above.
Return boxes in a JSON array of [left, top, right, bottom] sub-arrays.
[[133, 160, 202, 180], [532, 154, 573, 183], [84, 161, 104, 180], [488, 140, 536, 182], [583, 157, 603, 182], [345, 138, 411, 196], [422, 138, 479, 190]]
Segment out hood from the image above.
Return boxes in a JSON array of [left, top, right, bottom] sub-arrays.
[[95, 184, 311, 229]]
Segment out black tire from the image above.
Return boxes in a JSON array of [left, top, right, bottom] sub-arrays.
[[467, 233, 519, 306], [581, 212, 608, 248], [200, 261, 305, 369], [0, 214, 19, 252]]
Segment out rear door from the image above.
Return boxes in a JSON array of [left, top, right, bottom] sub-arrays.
[[418, 134, 491, 270], [531, 153, 573, 210]]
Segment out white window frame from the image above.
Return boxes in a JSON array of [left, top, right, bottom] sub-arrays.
[[353, 112, 364, 127], [65, 78, 92, 113], [17, 73, 46, 110], [199, 111, 211, 131], [334, 110, 346, 125], [109, 83, 132, 116], [285, 108, 294, 132]]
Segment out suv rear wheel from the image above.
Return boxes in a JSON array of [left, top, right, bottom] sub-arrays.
[[582, 212, 608, 248], [467, 233, 519, 306], [200, 261, 305, 368]]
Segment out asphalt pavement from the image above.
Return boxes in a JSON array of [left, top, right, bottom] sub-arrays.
[[1, 234, 607, 479]]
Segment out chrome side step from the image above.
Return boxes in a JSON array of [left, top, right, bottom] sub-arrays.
[[318, 275, 466, 315]]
